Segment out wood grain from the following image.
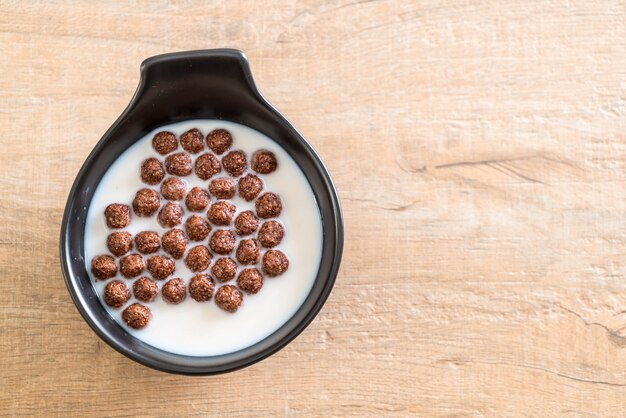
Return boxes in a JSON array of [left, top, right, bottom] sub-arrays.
[[2, 0, 626, 416]]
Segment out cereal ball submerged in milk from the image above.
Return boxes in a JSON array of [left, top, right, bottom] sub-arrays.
[[104, 204, 130, 229], [122, 303, 152, 329], [209, 177, 235, 199], [119, 253, 145, 278], [185, 215, 211, 241], [188, 274, 215, 302], [185, 187, 210, 212], [237, 268, 263, 294], [158, 202, 184, 228], [162, 278, 186, 304], [255, 192, 282, 219], [91, 255, 117, 280], [162, 228, 187, 259], [165, 152, 193, 176], [194, 153, 221, 180], [133, 277, 159, 303], [238, 174, 263, 201], [134, 231, 160, 254], [140, 157, 165, 185], [185, 245, 212, 272], [211, 257, 237, 282], [152, 131, 178, 155], [160, 177, 186, 201], [262, 249, 289, 277], [251, 150, 278, 174], [103, 280, 131, 308], [209, 230, 236, 255], [215, 285, 243, 313], [234, 210, 259, 236], [133, 189, 160, 217], [180, 128, 204, 154], [207, 201, 236, 226], [222, 150, 247, 177], [257, 221, 284, 248], [236, 239, 261, 265], [146, 255, 175, 280], [206, 129, 232, 155], [106, 231, 133, 257]]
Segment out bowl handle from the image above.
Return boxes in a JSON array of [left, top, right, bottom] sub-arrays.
[[115, 49, 268, 130]]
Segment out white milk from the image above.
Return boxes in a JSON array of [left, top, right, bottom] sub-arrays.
[[84, 120, 323, 356]]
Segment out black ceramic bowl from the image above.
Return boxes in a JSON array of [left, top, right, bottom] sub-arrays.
[[60, 49, 343, 375]]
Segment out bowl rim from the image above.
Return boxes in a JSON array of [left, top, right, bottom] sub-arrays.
[[59, 49, 344, 375]]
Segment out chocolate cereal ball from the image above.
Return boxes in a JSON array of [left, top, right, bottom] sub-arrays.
[[152, 131, 177, 155], [222, 150, 247, 177], [209, 177, 235, 199], [122, 303, 152, 329], [91, 255, 117, 280], [238, 174, 263, 201], [255, 192, 282, 219], [211, 257, 237, 282], [251, 150, 278, 174], [106, 231, 132, 257], [134, 231, 160, 254], [140, 157, 165, 185], [160, 177, 186, 201], [165, 152, 193, 176], [185, 245, 212, 272], [195, 153, 221, 180], [263, 249, 289, 277], [237, 268, 264, 294], [133, 189, 160, 217], [162, 228, 187, 259], [162, 278, 186, 304], [119, 253, 144, 278], [236, 239, 260, 265], [158, 202, 183, 228], [103, 280, 131, 308], [188, 274, 215, 302], [185, 187, 210, 212], [206, 129, 232, 154], [209, 230, 236, 255], [185, 215, 211, 241], [133, 277, 159, 302], [215, 285, 243, 313], [105, 204, 130, 229], [207, 201, 236, 226], [234, 211, 259, 236], [180, 128, 204, 154], [258, 220, 284, 248], [146, 255, 175, 280]]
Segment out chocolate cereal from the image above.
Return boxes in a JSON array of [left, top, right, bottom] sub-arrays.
[[162, 278, 186, 304], [122, 303, 152, 329], [104, 280, 131, 308], [215, 285, 243, 313], [206, 129, 232, 154], [106, 231, 133, 257], [188, 274, 215, 302], [146, 255, 175, 280], [134, 231, 160, 254], [105, 204, 130, 229], [180, 128, 204, 154], [133, 189, 160, 217], [91, 255, 117, 280], [162, 228, 187, 259], [152, 131, 177, 155], [133, 277, 159, 302]]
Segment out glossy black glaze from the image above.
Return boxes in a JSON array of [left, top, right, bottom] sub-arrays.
[[59, 49, 343, 375]]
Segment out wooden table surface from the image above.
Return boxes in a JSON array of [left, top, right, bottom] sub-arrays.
[[2, 1, 626, 416]]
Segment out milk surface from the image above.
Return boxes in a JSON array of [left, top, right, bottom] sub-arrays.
[[84, 120, 323, 356]]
